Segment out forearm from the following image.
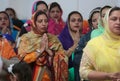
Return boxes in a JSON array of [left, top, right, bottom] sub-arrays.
[[88, 71, 111, 80], [66, 43, 77, 57], [23, 52, 38, 63]]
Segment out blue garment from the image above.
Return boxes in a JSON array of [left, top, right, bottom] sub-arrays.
[[73, 31, 92, 81]]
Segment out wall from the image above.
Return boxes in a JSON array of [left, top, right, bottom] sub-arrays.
[[0, 0, 119, 20]]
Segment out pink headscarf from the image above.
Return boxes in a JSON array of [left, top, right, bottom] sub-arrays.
[[25, 0, 41, 32], [47, 2, 65, 35]]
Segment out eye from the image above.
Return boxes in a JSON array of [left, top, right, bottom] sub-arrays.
[[37, 20, 42, 23], [78, 19, 82, 22], [70, 19, 76, 22], [51, 10, 55, 13], [92, 19, 97, 22], [110, 17, 117, 21], [44, 19, 48, 23]]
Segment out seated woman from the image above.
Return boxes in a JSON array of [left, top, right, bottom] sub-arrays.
[[73, 7, 101, 81], [18, 11, 68, 81], [5, 8, 24, 40], [58, 11, 83, 81], [80, 6, 120, 81], [48, 2, 65, 35], [0, 11, 11, 35], [91, 5, 111, 39]]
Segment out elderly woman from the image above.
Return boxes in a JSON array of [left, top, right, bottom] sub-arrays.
[[80, 6, 120, 81], [18, 11, 68, 81]]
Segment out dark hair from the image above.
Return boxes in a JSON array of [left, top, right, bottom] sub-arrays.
[[0, 11, 10, 28], [36, 1, 48, 10], [12, 61, 32, 81], [100, 5, 111, 17], [109, 6, 120, 16], [49, 2, 62, 12], [88, 7, 101, 28], [5, 8, 16, 16], [0, 11, 9, 19], [68, 11, 83, 23]]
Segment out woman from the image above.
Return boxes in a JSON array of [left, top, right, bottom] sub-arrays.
[[18, 11, 68, 81], [19, 0, 48, 37], [48, 2, 65, 35], [88, 7, 101, 30], [58, 11, 83, 81], [73, 7, 101, 81], [80, 6, 120, 81], [5, 8, 24, 40], [0, 11, 11, 35], [91, 5, 111, 39]]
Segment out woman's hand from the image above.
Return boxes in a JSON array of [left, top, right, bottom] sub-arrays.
[[73, 29, 80, 45], [108, 72, 120, 81], [39, 33, 48, 53]]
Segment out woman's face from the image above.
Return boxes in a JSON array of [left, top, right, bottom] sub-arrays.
[[49, 6, 61, 21], [101, 8, 110, 26], [108, 10, 120, 36], [35, 14, 48, 34], [0, 13, 9, 29], [37, 4, 48, 14], [69, 13, 83, 32], [6, 10, 15, 19], [91, 12, 100, 29]]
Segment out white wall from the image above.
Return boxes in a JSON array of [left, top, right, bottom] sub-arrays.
[[0, 0, 119, 20], [0, 0, 9, 11]]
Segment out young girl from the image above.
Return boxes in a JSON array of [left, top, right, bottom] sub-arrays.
[[8, 61, 32, 81]]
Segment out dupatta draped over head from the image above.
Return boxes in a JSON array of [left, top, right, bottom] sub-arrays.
[[80, 7, 120, 81], [18, 11, 68, 81], [58, 24, 74, 69], [48, 2, 65, 35]]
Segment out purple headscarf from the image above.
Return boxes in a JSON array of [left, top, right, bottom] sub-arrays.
[[58, 24, 73, 50]]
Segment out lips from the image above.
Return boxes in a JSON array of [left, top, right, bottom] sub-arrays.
[[2, 23, 6, 25]]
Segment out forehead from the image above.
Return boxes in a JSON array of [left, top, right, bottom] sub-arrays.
[[109, 10, 120, 17], [92, 12, 99, 18], [37, 4, 47, 10], [36, 14, 47, 19], [101, 8, 110, 14], [70, 13, 82, 19], [50, 6, 60, 10], [0, 13, 8, 17], [6, 10, 14, 13]]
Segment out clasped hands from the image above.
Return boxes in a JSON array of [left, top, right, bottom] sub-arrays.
[[38, 33, 53, 57]]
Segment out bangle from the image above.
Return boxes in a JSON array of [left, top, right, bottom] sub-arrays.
[[36, 49, 41, 53]]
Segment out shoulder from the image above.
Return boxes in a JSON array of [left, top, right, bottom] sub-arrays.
[[91, 29, 101, 39], [20, 32, 32, 40], [87, 36, 103, 47]]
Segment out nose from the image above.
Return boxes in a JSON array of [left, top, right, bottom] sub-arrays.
[[42, 21, 46, 25]]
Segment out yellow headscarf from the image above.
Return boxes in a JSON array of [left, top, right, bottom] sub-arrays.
[[83, 6, 120, 73]]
